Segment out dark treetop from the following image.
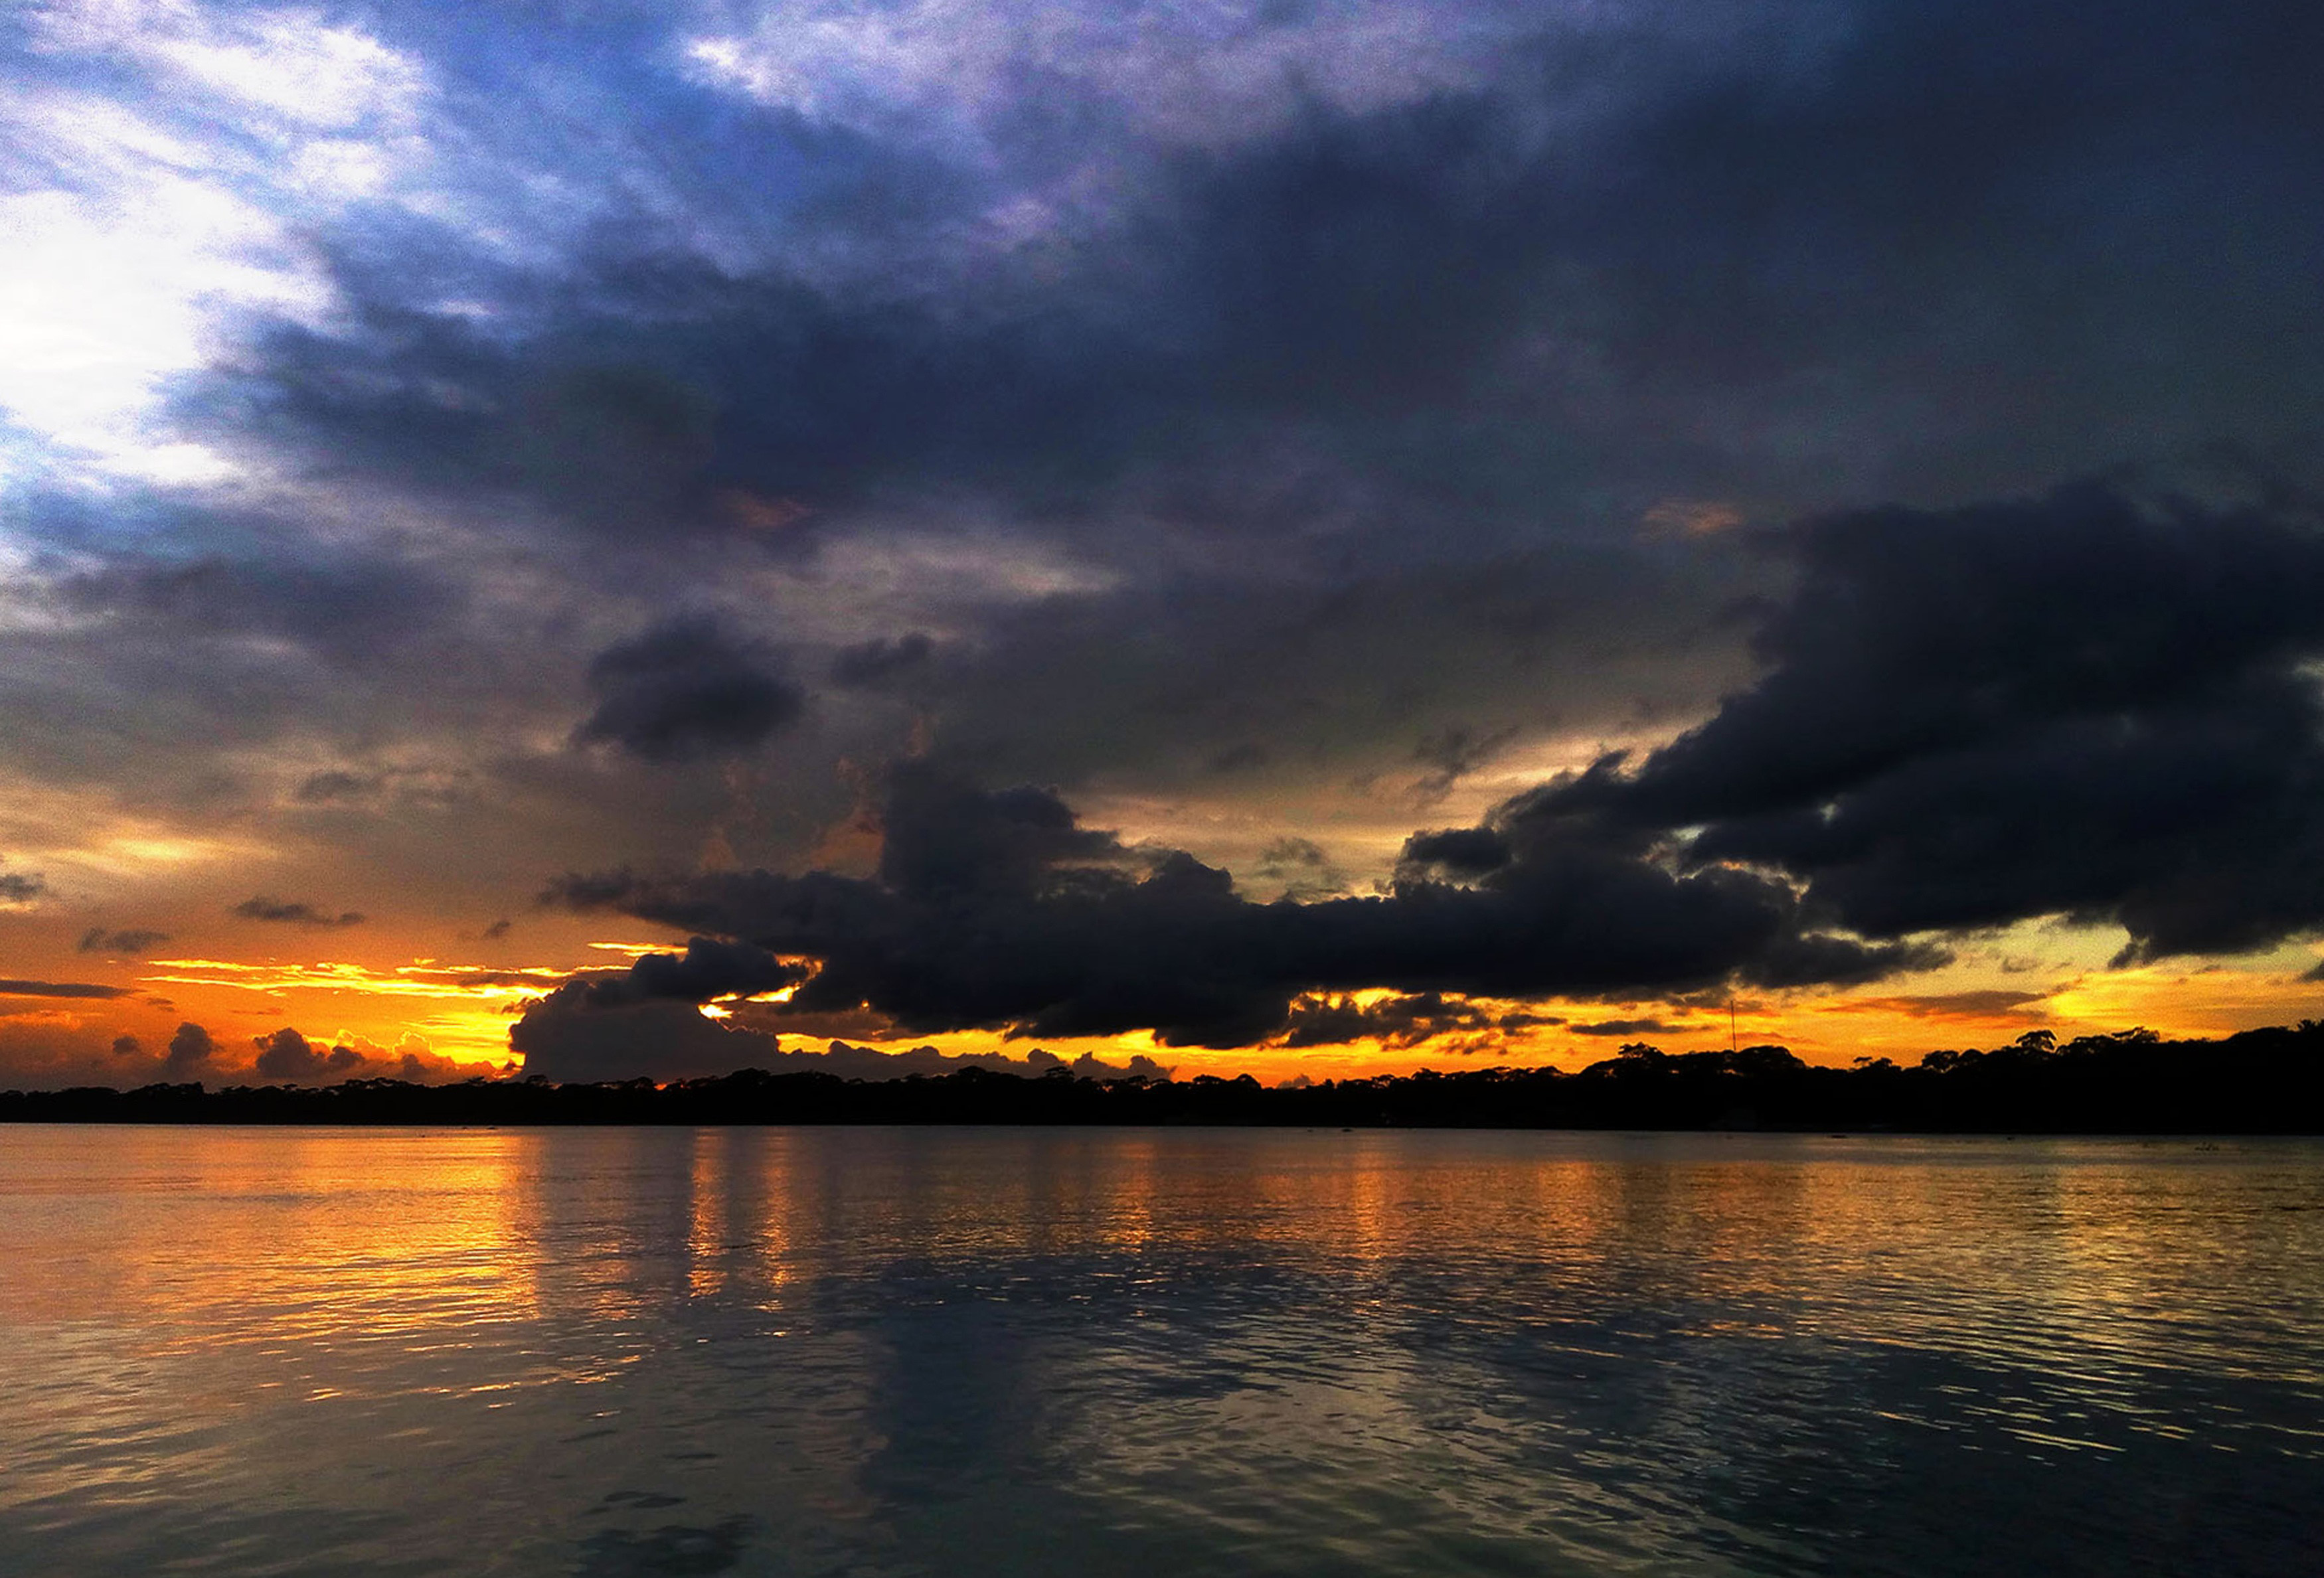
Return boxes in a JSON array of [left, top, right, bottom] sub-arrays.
[[5, 1022, 2322, 1133]]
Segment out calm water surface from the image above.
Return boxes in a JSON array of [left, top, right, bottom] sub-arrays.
[[1, 1126, 2319, 1577]]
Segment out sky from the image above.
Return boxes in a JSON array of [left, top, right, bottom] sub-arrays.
[[3, 0, 2322, 1090]]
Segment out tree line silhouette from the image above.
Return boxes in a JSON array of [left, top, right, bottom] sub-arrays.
[[5, 1021, 2320, 1132]]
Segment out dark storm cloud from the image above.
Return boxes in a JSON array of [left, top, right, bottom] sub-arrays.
[[37, 0, 2295, 870], [508, 989, 1179, 1085], [0, 980, 131, 1000], [830, 633, 934, 688], [0, 872, 46, 903], [574, 617, 805, 764], [199, 0, 2324, 571], [871, 767, 1135, 898], [540, 764, 1927, 1050], [535, 471, 2324, 1049], [568, 935, 811, 1009], [914, 540, 1763, 791], [1399, 827, 1513, 880], [1535, 478, 2324, 961], [232, 898, 367, 929], [7, 0, 2320, 1076], [509, 996, 781, 1085], [1276, 991, 1562, 1050], [79, 928, 170, 957]]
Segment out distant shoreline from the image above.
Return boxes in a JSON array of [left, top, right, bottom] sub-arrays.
[[5, 1022, 2320, 1133]]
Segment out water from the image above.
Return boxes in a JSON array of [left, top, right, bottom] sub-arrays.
[[1, 1127, 2319, 1577]]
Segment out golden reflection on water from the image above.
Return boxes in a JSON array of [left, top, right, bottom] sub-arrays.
[[9, 1129, 2317, 1383], [3, 1127, 2321, 1578], [687, 1129, 726, 1301]]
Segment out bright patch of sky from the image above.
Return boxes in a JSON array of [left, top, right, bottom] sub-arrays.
[[2, 2, 433, 485]]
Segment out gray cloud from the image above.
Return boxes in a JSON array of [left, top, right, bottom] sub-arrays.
[[830, 633, 935, 688], [201, 0, 2324, 572], [2, 0, 2318, 1072], [575, 617, 806, 765], [163, 1022, 216, 1080], [54, 552, 459, 669], [1276, 991, 1562, 1050], [508, 982, 1177, 1083], [294, 771, 380, 805], [542, 762, 1932, 1050], [232, 898, 367, 929], [0, 980, 131, 999], [1535, 476, 2324, 960], [79, 927, 170, 957], [567, 935, 812, 1009], [254, 1028, 339, 1081]]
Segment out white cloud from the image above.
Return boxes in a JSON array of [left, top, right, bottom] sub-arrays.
[[0, 179, 325, 482], [677, 0, 1518, 148], [146, 9, 427, 129], [0, 4, 434, 484]]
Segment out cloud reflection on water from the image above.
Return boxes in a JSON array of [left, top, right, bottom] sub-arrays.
[[1, 1129, 2319, 1575]]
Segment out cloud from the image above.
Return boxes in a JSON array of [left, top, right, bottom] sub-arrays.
[[1276, 990, 1560, 1050], [1251, 836, 1348, 902], [3, 1, 2321, 1081], [163, 1022, 216, 1080], [830, 632, 934, 688], [254, 1026, 342, 1081], [1834, 990, 2052, 1022], [568, 935, 811, 1009], [1536, 477, 2324, 961], [294, 770, 379, 804], [1398, 827, 1512, 880], [543, 762, 1934, 1050], [0, 979, 131, 999], [248, 1026, 464, 1084], [233, 898, 366, 928], [510, 996, 782, 1084], [54, 554, 457, 668], [177, 0, 2324, 606], [1411, 724, 1519, 804], [509, 979, 1177, 1083], [675, 0, 1518, 149], [80, 927, 171, 956], [574, 617, 805, 764]]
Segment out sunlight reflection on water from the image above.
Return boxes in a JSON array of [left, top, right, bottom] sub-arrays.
[[1, 1127, 2319, 1576]]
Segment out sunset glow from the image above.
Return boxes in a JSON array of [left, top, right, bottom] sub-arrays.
[[2, 0, 2319, 1093]]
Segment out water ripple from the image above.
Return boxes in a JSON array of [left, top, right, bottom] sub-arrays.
[[1, 1128, 2319, 1575]]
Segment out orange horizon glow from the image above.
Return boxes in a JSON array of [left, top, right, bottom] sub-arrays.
[[5, 917, 2313, 1091]]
